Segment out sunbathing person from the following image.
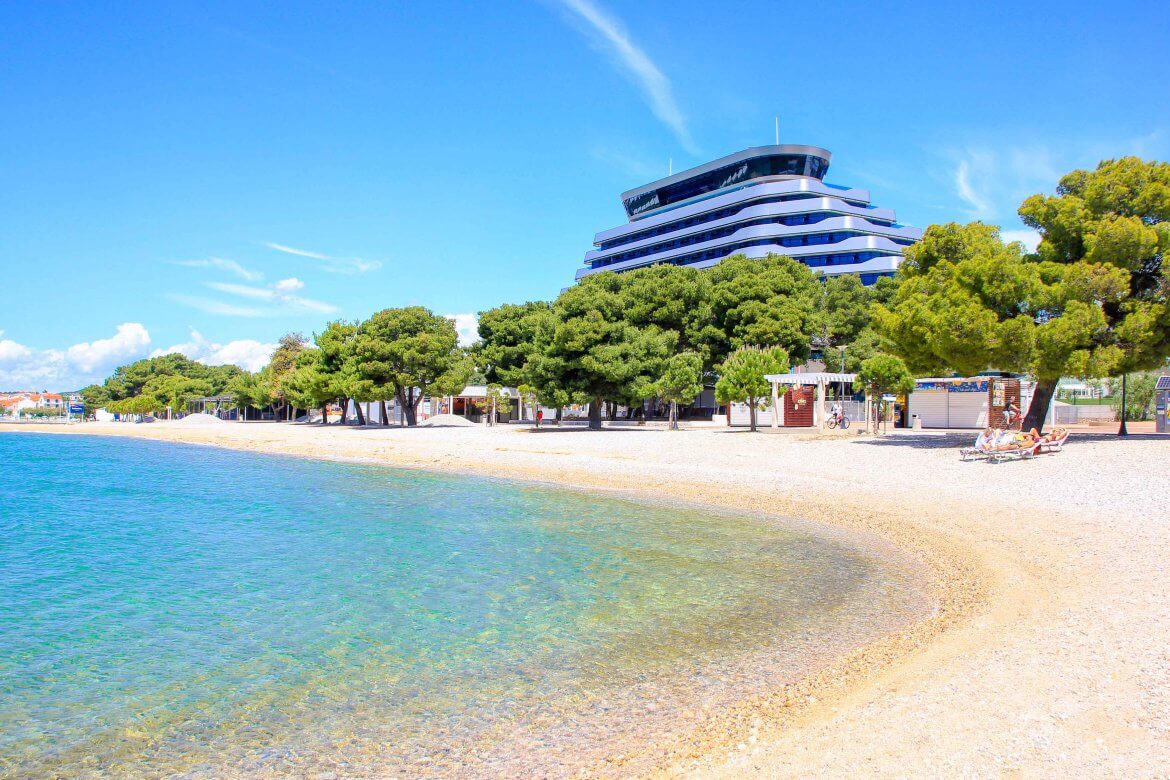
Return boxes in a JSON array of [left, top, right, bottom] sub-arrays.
[[992, 429, 1020, 451]]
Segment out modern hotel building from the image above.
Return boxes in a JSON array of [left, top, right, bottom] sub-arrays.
[[576, 145, 921, 284]]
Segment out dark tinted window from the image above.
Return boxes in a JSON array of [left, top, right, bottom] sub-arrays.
[[623, 153, 830, 217]]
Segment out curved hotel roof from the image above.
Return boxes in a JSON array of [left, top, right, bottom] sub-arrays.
[[577, 144, 921, 284]]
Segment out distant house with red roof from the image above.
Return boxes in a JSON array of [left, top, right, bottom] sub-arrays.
[[0, 392, 65, 417]]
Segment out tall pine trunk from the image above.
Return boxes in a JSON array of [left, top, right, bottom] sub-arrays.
[[669, 400, 679, 430], [320, 404, 328, 425], [379, 400, 389, 427], [588, 398, 603, 430], [403, 391, 419, 427], [338, 397, 348, 425], [749, 398, 758, 432], [1023, 377, 1058, 433], [354, 402, 366, 426]]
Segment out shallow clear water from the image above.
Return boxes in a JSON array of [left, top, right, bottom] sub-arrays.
[[0, 432, 932, 778]]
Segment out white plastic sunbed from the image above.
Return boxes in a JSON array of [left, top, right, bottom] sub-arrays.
[[960, 434, 996, 461], [1038, 430, 1070, 453], [988, 439, 1043, 464]]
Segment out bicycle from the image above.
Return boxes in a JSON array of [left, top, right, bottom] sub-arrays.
[[827, 412, 850, 430]]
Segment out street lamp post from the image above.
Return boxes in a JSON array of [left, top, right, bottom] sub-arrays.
[[1118, 373, 1128, 436]]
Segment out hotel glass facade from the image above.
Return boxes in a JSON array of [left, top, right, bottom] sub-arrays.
[[576, 145, 921, 284]]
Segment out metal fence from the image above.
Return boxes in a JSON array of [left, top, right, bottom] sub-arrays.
[[1053, 403, 1116, 424]]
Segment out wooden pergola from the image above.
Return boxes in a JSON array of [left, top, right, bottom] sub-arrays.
[[764, 372, 856, 429]]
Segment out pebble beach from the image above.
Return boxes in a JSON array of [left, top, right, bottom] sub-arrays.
[[4, 420, 1167, 777]]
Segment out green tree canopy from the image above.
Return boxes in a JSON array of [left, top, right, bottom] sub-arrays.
[[714, 345, 790, 432], [473, 301, 552, 386], [525, 272, 672, 429], [813, 273, 873, 349], [141, 374, 213, 414], [1018, 156, 1170, 425], [352, 306, 470, 426], [78, 384, 110, 416], [708, 254, 819, 365], [619, 265, 719, 370], [101, 353, 242, 401], [284, 349, 337, 424], [874, 222, 1047, 377], [226, 371, 272, 415], [264, 333, 310, 417], [314, 320, 365, 423]]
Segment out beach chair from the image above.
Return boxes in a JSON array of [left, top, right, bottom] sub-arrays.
[[988, 438, 1043, 464], [1038, 429, 1070, 453], [960, 435, 995, 461]]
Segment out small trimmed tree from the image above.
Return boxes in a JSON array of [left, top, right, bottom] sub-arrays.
[[853, 354, 915, 434], [476, 384, 513, 426], [647, 351, 705, 430], [714, 346, 790, 432], [284, 350, 337, 425]]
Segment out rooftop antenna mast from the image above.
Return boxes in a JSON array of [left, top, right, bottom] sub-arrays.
[[775, 115, 780, 145]]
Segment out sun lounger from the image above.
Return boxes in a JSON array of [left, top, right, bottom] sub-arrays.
[[1038, 429, 1070, 453], [960, 440, 994, 461], [988, 439, 1043, 464]]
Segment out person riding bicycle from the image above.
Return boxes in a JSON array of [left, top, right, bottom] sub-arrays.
[[830, 400, 845, 425], [1002, 400, 1021, 429]]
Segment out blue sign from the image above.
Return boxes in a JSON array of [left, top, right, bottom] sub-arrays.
[[915, 379, 989, 393], [69, 403, 85, 414]]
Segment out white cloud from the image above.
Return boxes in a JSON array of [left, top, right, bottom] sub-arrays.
[[167, 294, 271, 318], [954, 158, 993, 219], [1001, 229, 1042, 253], [153, 330, 276, 372], [206, 280, 338, 314], [554, 0, 699, 155], [0, 323, 154, 390], [169, 274, 337, 318], [0, 337, 33, 367], [591, 146, 665, 179], [64, 323, 151, 374], [264, 242, 329, 260], [273, 277, 304, 294], [445, 313, 479, 347], [264, 242, 382, 274], [172, 257, 263, 282]]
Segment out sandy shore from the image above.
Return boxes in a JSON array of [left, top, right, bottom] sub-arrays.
[[4, 420, 1168, 777]]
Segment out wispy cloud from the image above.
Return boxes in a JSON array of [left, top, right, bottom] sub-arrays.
[[264, 242, 381, 274], [206, 278, 338, 314], [172, 257, 263, 282], [591, 146, 666, 180], [954, 158, 993, 219], [264, 242, 328, 260], [554, 0, 699, 155], [167, 294, 271, 318]]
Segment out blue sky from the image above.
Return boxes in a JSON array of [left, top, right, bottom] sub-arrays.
[[2, 0, 1168, 389]]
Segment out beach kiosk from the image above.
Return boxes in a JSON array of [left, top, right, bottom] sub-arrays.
[[1157, 376, 1170, 434], [764, 372, 856, 429]]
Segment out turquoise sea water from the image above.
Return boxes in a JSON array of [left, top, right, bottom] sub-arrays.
[[0, 432, 932, 778]]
